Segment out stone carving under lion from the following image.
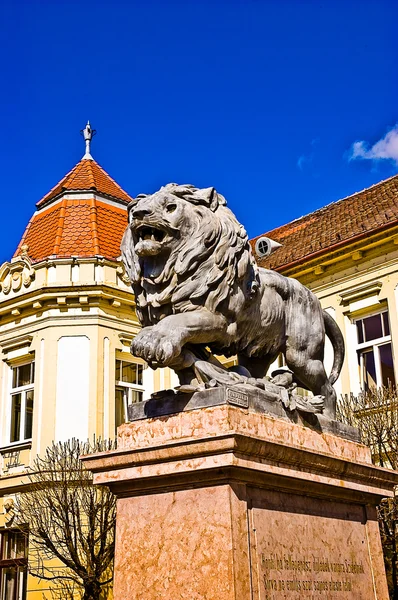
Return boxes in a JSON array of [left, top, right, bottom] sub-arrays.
[[121, 184, 345, 420]]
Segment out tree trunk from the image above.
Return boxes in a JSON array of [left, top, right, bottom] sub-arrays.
[[83, 581, 102, 600]]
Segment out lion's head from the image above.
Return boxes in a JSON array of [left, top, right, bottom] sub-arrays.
[[121, 184, 259, 327]]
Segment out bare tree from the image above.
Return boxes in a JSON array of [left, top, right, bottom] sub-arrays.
[[16, 439, 116, 600], [337, 386, 398, 469], [337, 386, 398, 599]]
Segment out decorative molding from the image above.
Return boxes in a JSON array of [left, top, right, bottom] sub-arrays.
[[118, 332, 134, 346], [351, 250, 363, 261], [0, 284, 136, 320], [313, 265, 325, 275], [0, 440, 32, 453], [0, 247, 35, 295], [3, 497, 16, 526], [0, 334, 33, 353], [116, 262, 130, 285], [338, 281, 383, 306]]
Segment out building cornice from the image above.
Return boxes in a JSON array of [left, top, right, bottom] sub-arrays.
[[29, 255, 122, 269], [278, 225, 398, 281], [0, 472, 32, 494], [0, 283, 136, 323]]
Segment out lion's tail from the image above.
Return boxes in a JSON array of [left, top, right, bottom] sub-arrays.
[[323, 310, 345, 385]]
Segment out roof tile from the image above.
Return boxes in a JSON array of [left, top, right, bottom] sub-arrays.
[[37, 158, 132, 206], [14, 157, 132, 263], [14, 199, 128, 263], [253, 174, 398, 270]]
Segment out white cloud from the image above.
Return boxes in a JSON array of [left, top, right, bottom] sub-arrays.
[[297, 138, 320, 171], [349, 124, 398, 165], [297, 154, 312, 170]]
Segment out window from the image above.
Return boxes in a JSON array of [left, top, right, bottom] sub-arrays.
[[9, 363, 34, 444], [355, 311, 395, 391], [0, 529, 28, 600], [115, 360, 144, 432]]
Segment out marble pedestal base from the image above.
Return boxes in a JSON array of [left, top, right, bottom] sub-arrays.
[[83, 404, 398, 599]]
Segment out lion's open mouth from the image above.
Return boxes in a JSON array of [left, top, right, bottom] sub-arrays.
[[136, 225, 166, 243], [133, 224, 171, 257]]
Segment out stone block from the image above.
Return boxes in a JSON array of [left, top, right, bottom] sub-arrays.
[[83, 404, 397, 599]]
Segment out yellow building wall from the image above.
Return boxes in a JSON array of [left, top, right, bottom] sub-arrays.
[[0, 256, 166, 599], [284, 231, 398, 397]]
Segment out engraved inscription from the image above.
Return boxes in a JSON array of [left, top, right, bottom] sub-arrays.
[[226, 388, 249, 408], [261, 552, 365, 597], [249, 488, 374, 599]]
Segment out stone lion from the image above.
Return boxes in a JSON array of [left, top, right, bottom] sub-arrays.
[[121, 184, 344, 418]]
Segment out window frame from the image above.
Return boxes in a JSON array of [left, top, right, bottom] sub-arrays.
[[7, 361, 35, 446], [115, 359, 145, 432], [354, 309, 395, 390], [0, 529, 28, 600]]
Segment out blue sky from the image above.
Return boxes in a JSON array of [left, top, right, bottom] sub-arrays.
[[0, 0, 397, 264]]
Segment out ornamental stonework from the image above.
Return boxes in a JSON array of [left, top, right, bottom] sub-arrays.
[[0, 246, 35, 295], [116, 262, 130, 285]]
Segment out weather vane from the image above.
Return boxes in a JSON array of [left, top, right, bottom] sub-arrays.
[[80, 121, 96, 159]]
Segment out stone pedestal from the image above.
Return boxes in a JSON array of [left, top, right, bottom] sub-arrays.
[[83, 402, 398, 599]]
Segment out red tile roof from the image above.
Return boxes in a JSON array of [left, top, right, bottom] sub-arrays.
[[252, 174, 398, 271], [14, 158, 132, 263], [37, 158, 132, 207], [15, 199, 128, 263]]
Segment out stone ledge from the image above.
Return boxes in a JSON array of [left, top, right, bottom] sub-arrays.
[[83, 405, 398, 503], [120, 404, 367, 462], [127, 386, 361, 443], [85, 431, 397, 500]]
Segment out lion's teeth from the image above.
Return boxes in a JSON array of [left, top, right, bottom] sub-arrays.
[[151, 233, 155, 241]]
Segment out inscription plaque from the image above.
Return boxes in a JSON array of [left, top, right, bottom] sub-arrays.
[[226, 388, 249, 408], [249, 488, 374, 599]]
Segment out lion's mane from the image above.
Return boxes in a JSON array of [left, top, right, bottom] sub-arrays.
[[122, 184, 260, 327]]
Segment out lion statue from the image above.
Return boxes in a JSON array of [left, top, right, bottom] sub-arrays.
[[121, 183, 344, 419]]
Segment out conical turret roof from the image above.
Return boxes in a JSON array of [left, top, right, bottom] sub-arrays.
[[36, 157, 132, 208], [14, 157, 133, 263]]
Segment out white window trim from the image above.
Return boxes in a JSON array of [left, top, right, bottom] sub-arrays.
[[115, 359, 145, 425], [6, 361, 34, 446], [115, 382, 145, 417], [354, 310, 394, 389]]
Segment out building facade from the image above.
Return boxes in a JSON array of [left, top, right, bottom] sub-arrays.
[[0, 131, 177, 599], [0, 127, 397, 598], [253, 174, 398, 398]]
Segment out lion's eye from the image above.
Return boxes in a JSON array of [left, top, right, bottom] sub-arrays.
[[166, 203, 177, 213]]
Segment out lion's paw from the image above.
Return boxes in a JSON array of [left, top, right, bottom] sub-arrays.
[[131, 327, 182, 368]]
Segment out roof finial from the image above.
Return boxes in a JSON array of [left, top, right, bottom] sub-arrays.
[[80, 120, 96, 160]]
